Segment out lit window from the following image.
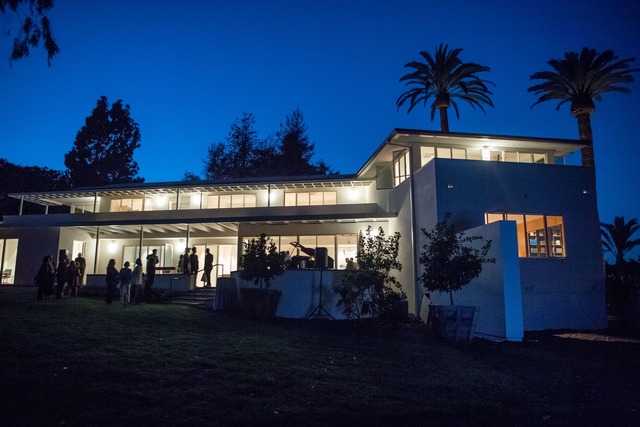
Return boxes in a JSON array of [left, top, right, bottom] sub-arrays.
[[284, 191, 337, 206], [437, 147, 452, 159], [420, 146, 435, 166], [393, 150, 410, 187], [486, 213, 565, 258], [451, 148, 466, 159]]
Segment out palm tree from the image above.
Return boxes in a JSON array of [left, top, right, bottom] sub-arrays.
[[528, 48, 638, 169], [396, 43, 494, 132], [601, 216, 640, 274]]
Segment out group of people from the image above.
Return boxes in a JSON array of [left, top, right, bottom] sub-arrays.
[[37, 247, 215, 304], [178, 247, 214, 287], [106, 249, 158, 305], [35, 252, 86, 300]]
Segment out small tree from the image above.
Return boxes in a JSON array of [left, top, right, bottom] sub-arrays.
[[239, 233, 287, 289], [419, 214, 494, 305], [333, 226, 402, 319]]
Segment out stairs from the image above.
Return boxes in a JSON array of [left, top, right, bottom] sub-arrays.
[[170, 286, 216, 309]]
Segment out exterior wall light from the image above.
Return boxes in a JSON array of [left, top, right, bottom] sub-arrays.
[[482, 146, 490, 161], [447, 184, 454, 189]]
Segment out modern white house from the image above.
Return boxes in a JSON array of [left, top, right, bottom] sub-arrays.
[[0, 129, 607, 340]]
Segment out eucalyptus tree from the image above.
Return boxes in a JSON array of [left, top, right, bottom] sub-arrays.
[[528, 48, 638, 169], [397, 43, 494, 132], [1, 0, 59, 65]]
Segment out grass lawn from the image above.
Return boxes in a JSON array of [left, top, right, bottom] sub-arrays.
[[1, 293, 639, 426]]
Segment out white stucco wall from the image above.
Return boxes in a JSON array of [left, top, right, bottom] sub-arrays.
[[421, 158, 606, 331], [234, 269, 346, 319], [425, 221, 524, 341]]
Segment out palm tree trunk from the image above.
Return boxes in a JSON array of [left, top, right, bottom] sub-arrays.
[[576, 113, 595, 168], [439, 107, 449, 132]]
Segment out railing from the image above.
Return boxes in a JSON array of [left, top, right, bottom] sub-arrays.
[[169, 264, 226, 303], [192, 264, 225, 299], [168, 274, 192, 304]]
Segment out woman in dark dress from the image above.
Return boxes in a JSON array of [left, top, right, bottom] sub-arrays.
[[35, 255, 55, 300], [105, 259, 119, 304]]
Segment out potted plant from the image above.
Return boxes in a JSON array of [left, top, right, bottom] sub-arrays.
[[419, 214, 494, 342], [332, 226, 403, 320], [239, 233, 288, 317]]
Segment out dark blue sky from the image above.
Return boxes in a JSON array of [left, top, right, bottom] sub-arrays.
[[1, 0, 639, 225]]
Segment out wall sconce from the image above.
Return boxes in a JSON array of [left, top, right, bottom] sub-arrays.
[[482, 146, 490, 161], [348, 188, 359, 200], [447, 184, 454, 189], [109, 240, 117, 253]]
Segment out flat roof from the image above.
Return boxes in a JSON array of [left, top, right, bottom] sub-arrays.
[[357, 128, 586, 179]]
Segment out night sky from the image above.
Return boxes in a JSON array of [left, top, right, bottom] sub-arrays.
[[1, 0, 639, 226]]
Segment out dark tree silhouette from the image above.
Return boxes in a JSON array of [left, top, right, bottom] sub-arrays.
[[203, 113, 276, 180], [0, 158, 69, 215], [601, 216, 640, 274], [275, 108, 315, 175], [397, 43, 494, 132], [64, 96, 143, 188], [529, 48, 638, 169], [274, 108, 335, 176], [182, 171, 201, 181], [1, 0, 59, 65]]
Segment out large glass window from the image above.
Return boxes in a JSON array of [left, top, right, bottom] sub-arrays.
[[393, 150, 410, 187], [110, 198, 143, 212], [206, 194, 256, 209], [242, 233, 358, 269], [0, 239, 18, 285], [486, 213, 565, 258], [284, 191, 337, 206]]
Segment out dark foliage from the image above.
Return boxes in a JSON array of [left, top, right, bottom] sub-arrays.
[[239, 233, 288, 289], [333, 226, 402, 319], [1, 0, 59, 65], [419, 213, 494, 305], [397, 43, 494, 132], [64, 96, 143, 188], [0, 158, 69, 215], [274, 108, 335, 176], [203, 110, 335, 180]]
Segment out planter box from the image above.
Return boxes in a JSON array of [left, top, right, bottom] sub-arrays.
[[430, 305, 478, 342], [239, 288, 282, 318]]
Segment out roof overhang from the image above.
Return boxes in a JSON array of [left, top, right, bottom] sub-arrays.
[[357, 128, 586, 179]]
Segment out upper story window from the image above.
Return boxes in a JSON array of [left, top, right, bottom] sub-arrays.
[[486, 213, 565, 258], [206, 194, 257, 209], [285, 191, 337, 206], [393, 150, 410, 187], [110, 198, 143, 212], [420, 145, 548, 166]]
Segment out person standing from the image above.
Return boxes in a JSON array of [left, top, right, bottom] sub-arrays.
[[144, 249, 158, 303], [203, 248, 214, 287], [65, 260, 79, 298], [55, 256, 69, 299], [105, 259, 119, 304], [131, 258, 143, 304], [119, 261, 133, 305], [190, 247, 199, 277], [181, 247, 190, 275], [35, 255, 55, 300], [75, 252, 86, 287]]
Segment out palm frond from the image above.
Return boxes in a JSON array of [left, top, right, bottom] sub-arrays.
[[397, 43, 494, 129]]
